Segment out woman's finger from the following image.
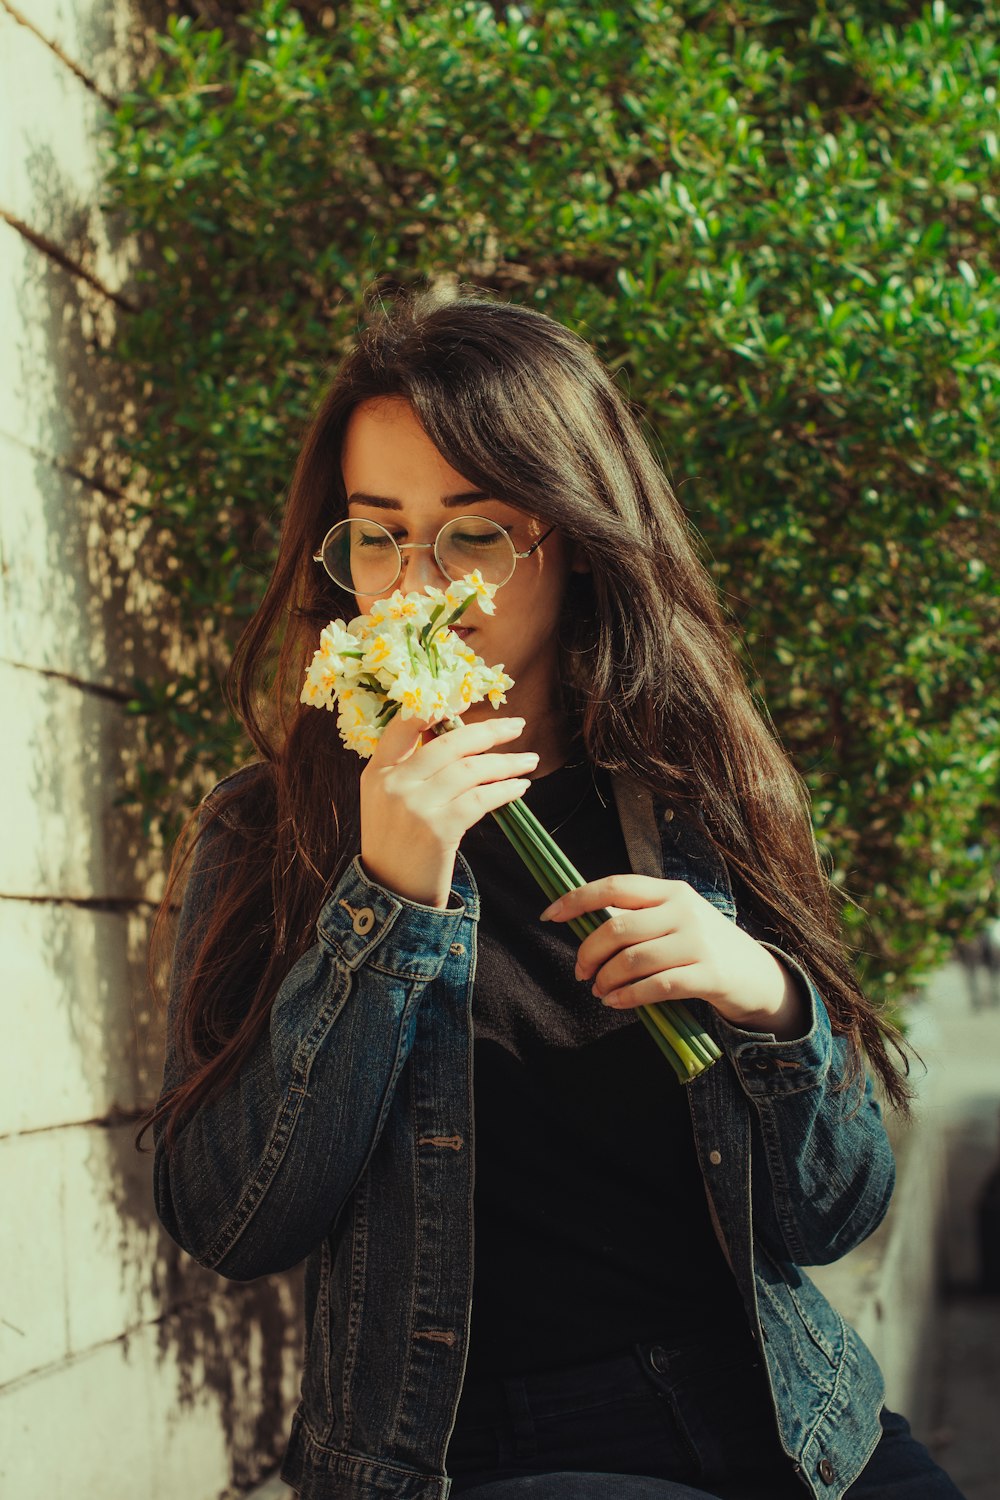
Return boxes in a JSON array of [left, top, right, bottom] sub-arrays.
[[595, 965, 709, 1011], [540, 874, 687, 923], [436, 749, 541, 799], [575, 911, 690, 984], [374, 705, 527, 774], [365, 703, 442, 769], [418, 714, 529, 776]]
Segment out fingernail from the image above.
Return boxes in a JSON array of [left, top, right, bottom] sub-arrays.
[[601, 991, 622, 1007], [573, 963, 583, 980], [540, 900, 563, 921]]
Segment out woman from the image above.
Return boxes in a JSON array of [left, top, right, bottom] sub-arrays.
[[147, 284, 963, 1500]]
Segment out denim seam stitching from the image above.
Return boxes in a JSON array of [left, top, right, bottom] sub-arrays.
[[291, 1415, 442, 1478], [318, 1235, 335, 1437], [389, 1059, 422, 1453], [201, 1081, 308, 1267], [340, 1171, 369, 1449], [202, 966, 356, 1268], [749, 1099, 813, 1265]]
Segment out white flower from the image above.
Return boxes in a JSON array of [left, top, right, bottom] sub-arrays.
[[387, 672, 450, 721], [319, 620, 361, 658], [444, 569, 497, 617], [300, 573, 512, 756], [360, 631, 410, 681]]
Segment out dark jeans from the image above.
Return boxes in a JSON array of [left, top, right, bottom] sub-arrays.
[[446, 1337, 965, 1499]]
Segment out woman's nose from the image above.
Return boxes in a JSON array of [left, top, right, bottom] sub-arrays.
[[399, 544, 449, 591]]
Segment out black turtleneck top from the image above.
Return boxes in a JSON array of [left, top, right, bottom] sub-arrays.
[[455, 753, 746, 1384]]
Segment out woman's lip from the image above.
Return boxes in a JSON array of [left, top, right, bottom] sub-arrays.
[[453, 627, 475, 638]]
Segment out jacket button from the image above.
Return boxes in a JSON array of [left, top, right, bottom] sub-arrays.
[[817, 1458, 835, 1484], [450, 942, 466, 955], [648, 1345, 670, 1374], [708, 1149, 722, 1165], [663, 808, 675, 822], [352, 906, 376, 935]]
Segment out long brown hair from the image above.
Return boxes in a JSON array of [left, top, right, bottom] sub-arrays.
[[143, 281, 911, 1153]]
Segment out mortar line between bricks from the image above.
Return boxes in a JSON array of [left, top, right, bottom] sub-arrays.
[[0, 891, 155, 911], [0, 656, 132, 703], [0, 0, 118, 109], [0, 1106, 153, 1143], [0, 1278, 293, 1404], [0, 1284, 262, 1396], [0, 209, 138, 313], [0, 426, 128, 501]]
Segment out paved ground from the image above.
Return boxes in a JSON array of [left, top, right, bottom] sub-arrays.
[[928, 1291, 1000, 1500], [913, 962, 1000, 1500]]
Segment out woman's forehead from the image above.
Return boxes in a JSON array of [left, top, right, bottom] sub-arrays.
[[341, 400, 528, 521], [342, 398, 466, 490]]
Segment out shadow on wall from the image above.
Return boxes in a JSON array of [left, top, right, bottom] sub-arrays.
[[1, 20, 303, 1486]]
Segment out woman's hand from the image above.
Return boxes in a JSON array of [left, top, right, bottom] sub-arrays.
[[359, 710, 538, 909], [540, 875, 809, 1040]]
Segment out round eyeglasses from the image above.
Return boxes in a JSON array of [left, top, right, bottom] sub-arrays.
[[313, 515, 557, 595]]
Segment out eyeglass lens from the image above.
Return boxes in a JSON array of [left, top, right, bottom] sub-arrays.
[[321, 517, 517, 593]]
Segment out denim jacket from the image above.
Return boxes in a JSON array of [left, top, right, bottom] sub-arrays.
[[154, 766, 895, 1500]]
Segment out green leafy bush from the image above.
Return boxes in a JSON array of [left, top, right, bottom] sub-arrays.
[[103, 0, 999, 1001]]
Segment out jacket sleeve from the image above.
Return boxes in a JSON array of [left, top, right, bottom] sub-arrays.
[[153, 799, 469, 1282], [712, 931, 897, 1269]]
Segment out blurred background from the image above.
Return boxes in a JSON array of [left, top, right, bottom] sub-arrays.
[[1, 0, 997, 1494]]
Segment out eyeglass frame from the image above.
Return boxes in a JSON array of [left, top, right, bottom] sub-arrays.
[[312, 514, 558, 592]]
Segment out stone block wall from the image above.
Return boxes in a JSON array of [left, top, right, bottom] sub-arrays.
[[0, 3, 301, 1492]]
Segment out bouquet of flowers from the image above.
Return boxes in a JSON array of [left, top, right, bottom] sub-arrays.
[[301, 572, 720, 1083]]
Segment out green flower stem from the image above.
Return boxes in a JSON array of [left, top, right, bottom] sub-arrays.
[[496, 799, 718, 1082], [430, 720, 719, 1084], [643, 1001, 717, 1076], [635, 1006, 698, 1083], [426, 594, 475, 648], [649, 999, 721, 1066], [672, 1009, 721, 1066], [420, 603, 446, 644], [491, 806, 565, 904], [500, 796, 719, 1076], [572, 910, 607, 942], [503, 795, 591, 891], [561, 908, 720, 1068]]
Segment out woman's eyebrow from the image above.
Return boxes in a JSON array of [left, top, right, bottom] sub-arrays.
[[346, 490, 498, 509]]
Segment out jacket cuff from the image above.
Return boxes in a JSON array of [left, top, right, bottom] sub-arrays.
[[316, 855, 468, 981], [712, 943, 834, 1096]]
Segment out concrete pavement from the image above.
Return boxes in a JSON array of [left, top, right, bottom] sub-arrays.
[[913, 961, 1000, 1500]]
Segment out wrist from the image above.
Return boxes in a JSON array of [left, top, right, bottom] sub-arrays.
[[735, 954, 809, 1040], [358, 852, 451, 910]]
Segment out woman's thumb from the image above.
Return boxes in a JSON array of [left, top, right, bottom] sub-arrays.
[[370, 705, 437, 766]]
